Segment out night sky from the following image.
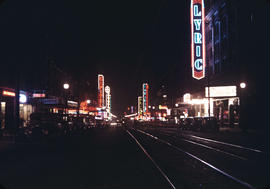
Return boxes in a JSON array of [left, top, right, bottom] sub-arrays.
[[0, 0, 268, 116]]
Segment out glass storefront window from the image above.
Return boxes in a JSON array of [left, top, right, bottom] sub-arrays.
[[1, 102, 6, 129]]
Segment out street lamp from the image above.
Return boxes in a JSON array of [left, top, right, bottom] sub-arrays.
[[239, 82, 246, 131], [63, 83, 70, 90], [87, 99, 91, 104], [63, 83, 69, 114], [240, 82, 246, 89]]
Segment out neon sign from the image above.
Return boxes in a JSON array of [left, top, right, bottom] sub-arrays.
[[138, 96, 143, 115], [33, 93, 46, 98], [105, 86, 111, 113], [183, 93, 191, 103], [98, 74, 104, 108], [142, 83, 149, 114], [205, 86, 237, 97], [3, 90, 15, 97], [191, 0, 205, 80], [3, 90, 28, 103]]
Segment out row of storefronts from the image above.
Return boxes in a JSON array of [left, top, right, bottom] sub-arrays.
[[0, 87, 98, 131], [0, 87, 34, 130], [172, 85, 241, 127]]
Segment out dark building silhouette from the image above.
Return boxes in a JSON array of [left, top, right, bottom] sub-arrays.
[[203, 0, 263, 129]]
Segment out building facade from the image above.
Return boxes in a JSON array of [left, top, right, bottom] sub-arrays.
[[195, 0, 257, 127]]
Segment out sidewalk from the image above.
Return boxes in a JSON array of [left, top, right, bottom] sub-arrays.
[[218, 125, 267, 136], [194, 126, 270, 152], [219, 126, 255, 133]]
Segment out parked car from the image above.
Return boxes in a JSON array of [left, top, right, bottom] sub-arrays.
[[201, 117, 219, 132], [182, 117, 194, 130], [29, 112, 65, 136], [191, 117, 203, 131], [177, 118, 185, 130]]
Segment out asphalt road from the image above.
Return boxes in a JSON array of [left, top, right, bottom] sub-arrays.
[[132, 126, 270, 189], [0, 126, 270, 189], [0, 127, 170, 189]]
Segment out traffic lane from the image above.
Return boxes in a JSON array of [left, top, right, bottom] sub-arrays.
[[0, 127, 170, 189], [151, 126, 270, 153], [152, 127, 267, 161], [145, 126, 269, 158], [139, 127, 270, 189], [130, 129, 247, 189]]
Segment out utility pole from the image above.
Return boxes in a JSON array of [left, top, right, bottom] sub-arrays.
[[207, 63, 210, 117], [14, 71, 20, 141]]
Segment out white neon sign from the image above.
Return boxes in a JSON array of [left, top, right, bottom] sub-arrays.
[[205, 86, 237, 97]]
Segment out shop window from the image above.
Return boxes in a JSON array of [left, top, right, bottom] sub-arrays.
[[221, 38, 228, 60], [221, 15, 228, 39], [214, 21, 220, 43], [0, 102, 6, 129], [214, 44, 220, 61]]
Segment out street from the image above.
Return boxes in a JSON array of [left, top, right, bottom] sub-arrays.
[[0, 127, 169, 189], [0, 126, 269, 189], [0, 0, 268, 188]]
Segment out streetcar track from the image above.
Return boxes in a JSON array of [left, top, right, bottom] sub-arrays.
[[126, 130, 177, 189], [159, 129, 264, 154], [182, 139, 247, 160], [189, 135, 264, 154], [155, 130, 247, 160], [136, 129, 256, 189]]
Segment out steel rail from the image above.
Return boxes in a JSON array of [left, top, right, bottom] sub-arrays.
[[155, 130, 247, 160], [189, 135, 263, 153], [137, 129, 256, 189], [126, 130, 177, 189]]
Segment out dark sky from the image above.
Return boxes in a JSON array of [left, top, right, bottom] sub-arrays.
[[0, 0, 268, 116], [0, 0, 192, 115]]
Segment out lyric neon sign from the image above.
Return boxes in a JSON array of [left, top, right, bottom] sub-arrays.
[[191, 0, 205, 80]]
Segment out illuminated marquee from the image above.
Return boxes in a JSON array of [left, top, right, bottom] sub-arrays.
[[191, 0, 205, 80], [67, 100, 78, 108], [158, 105, 168, 110], [205, 86, 237, 97]]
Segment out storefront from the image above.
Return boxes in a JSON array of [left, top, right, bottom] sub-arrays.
[[0, 87, 34, 130], [176, 86, 240, 127], [205, 86, 240, 126]]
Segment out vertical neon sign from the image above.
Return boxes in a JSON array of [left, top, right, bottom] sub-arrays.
[[191, 0, 205, 80], [98, 74, 104, 107], [142, 83, 149, 114], [105, 86, 111, 113], [138, 96, 143, 116]]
